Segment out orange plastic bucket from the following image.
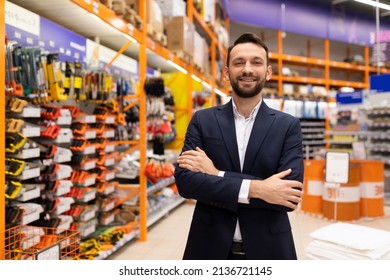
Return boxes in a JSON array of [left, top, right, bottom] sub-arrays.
[[358, 160, 384, 218], [301, 160, 324, 214], [322, 163, 361, 221]]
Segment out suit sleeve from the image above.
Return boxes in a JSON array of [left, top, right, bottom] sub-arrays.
[[175, 111, 303, 213], [222, 172, 297, 212], [222, 117, 304, 212], [174, 111, 243, 213]]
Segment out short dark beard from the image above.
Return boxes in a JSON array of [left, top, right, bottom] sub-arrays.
[[230, 75, 265, 98]]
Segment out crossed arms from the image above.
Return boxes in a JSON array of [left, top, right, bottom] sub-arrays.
[[176, 147, 303, 211]]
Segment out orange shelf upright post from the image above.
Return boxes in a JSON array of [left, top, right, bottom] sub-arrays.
[[211, 37, 217, 107], [307, 40, 312, 78], [364, 46, 370, 88], [277, 30, 283, 96], [324, 39, 330, 93], [187, 0, 193, 22], [187, 0, 194, 119], [138, 0, 148, 242]]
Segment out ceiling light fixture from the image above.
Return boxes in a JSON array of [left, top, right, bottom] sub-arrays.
[[214, 88, 227, 97], [122, 33, 137, 43], [167, 60, 188, 74], [201, 81, 212, 89], [353, 0, 390, 11], [191, 74, 202, 83]]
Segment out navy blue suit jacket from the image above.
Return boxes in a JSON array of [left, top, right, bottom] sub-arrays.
[[174, 99, 304, 260]]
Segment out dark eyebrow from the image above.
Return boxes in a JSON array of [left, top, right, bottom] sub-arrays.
[[232, 56, 264, 63]]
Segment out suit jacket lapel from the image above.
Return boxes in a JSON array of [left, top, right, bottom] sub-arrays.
[[215, 100, 241, 172], [242, 101, 275, 173]]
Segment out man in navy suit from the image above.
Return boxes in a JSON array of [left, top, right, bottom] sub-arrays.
[[174, 32, 304, 260]]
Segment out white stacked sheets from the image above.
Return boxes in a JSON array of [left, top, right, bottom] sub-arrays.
[[305, 222, 390, 260]]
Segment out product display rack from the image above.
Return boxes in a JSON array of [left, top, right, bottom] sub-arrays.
[[1, 0, 230, 258], [230, 25, 390, 97], [0, 0, 5, 259], [301, 118, 326, 159], [255, 28, 390, 160], [266, 29, 389, 96], [358, 106, 390, 192]]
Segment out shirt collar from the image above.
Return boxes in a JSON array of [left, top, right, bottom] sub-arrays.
[[232, 98, 262, 120]]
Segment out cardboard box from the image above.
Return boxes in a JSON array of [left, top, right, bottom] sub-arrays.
[[100, 0, 113, 9], [125, 0, 138, 12], [193, 31, 206, 70], [215, 20, 229, 49], [155, 0, 186, 17], [166, 16, 194, 57], [147, 0, 164, 34], [202, 0, 215, 24]]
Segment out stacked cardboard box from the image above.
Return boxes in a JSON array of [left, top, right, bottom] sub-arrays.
[[147, 0, 164, 35], [155, 0, 186, 17], [166, 16, 194, 63], [193, 31, 207, 73]]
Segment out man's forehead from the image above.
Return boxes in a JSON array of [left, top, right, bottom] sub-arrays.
[[230, 43, 266, 58], [230, 43, 265, 56]]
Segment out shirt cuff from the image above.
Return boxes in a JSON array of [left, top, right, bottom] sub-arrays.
[[238, 179, 250, 204], [218, 171, 225, 177]]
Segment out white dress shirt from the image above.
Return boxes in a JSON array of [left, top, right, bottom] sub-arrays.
[[218, 99, 262, 242]]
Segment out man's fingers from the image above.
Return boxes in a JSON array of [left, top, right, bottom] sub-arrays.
[[273, 169, 292, 179], [195, 147, 205, 154], [181, 150, 197, 156]]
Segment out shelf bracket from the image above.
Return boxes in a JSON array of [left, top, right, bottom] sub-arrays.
[[103, 39, 134, 71]]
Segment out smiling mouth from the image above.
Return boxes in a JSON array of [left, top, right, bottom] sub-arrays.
[[239, 79, 256, 85], [239, 77, 257, 82]]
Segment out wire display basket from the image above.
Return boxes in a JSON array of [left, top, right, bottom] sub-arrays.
[[0, 225, 80, 260]]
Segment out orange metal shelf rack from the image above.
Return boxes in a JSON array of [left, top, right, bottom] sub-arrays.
[[0, 0, 231, 253]]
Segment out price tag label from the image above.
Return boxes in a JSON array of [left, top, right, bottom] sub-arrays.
[[325, 152, 349, 184], [36, 243, 60, 260]]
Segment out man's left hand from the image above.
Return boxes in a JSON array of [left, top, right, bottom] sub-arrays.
[[177, 147, 219, 176]]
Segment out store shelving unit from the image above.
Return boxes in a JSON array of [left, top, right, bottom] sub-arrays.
[[358, 106, 390, 192], [1, 0, 5, 259], [230, 23, 390, 98], [252, 27, 390, 160], [1, 0, 230, 257], [301, 118, 326, 159]]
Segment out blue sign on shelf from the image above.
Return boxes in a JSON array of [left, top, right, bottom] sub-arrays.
[[370, 74, 390, 93], [40, 17, 87, 63], [336, 91, 363, 104]]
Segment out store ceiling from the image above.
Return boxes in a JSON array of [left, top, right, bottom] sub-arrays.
[[310, 0, 390, 17], [226, 0, 390, 23]]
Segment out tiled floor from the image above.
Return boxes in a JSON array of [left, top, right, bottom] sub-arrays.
[[108, 200, 390, 260]]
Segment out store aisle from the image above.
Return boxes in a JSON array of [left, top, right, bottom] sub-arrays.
[[108, 201, 194, 260], [108, 201, 390, 260]]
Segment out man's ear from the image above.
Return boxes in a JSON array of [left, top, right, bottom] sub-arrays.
[[266, 65, 272, 81], [223, 66, 229, 81]]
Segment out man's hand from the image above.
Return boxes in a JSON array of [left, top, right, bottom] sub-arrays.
[[249, 169, 303, 209], [177, 147, 219, 176]]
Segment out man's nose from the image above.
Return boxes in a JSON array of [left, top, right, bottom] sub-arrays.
[[242, 61, 253, 73]]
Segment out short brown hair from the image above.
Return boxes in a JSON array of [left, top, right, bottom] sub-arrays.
[[226, 32, 269, 66]]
